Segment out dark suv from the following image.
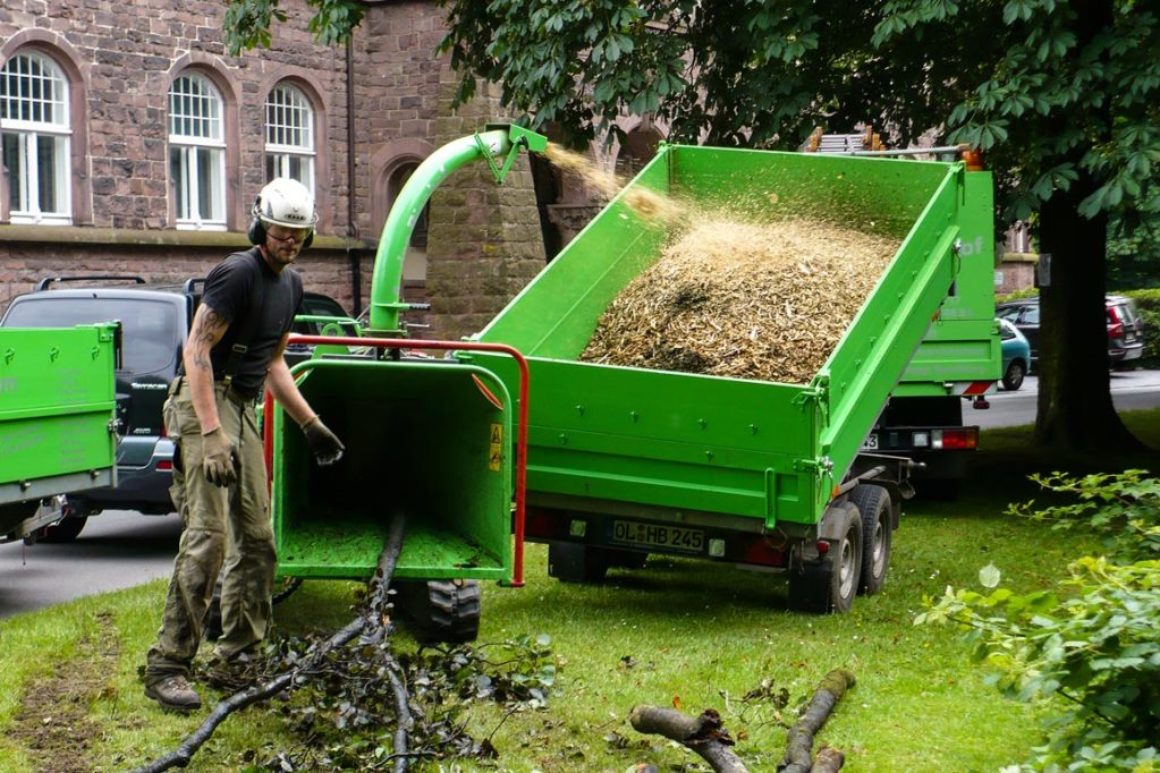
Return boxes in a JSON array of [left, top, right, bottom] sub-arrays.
[[996, 295, 1146, 369], [0, 275, 354, 540]]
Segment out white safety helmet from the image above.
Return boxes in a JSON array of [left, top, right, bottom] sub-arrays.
[[252, 177, 318, 230]]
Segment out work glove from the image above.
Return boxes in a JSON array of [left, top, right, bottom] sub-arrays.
[[301, 416, 345, 466], [202, 427, 238, 487]]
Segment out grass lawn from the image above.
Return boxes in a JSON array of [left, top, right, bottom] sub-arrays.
[[0, 409, 1156, 772]]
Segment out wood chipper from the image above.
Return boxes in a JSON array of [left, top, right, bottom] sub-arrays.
[[0, 323, 120, 542], [265, 127, 542, 641]]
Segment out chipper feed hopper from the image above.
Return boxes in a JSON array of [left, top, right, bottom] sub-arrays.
[[266, 127, 541, 641], [0, 323, 120, 541], [462, 139, 996, 613]]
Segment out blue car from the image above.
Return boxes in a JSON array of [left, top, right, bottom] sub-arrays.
[[998, 318, 1030, 391]]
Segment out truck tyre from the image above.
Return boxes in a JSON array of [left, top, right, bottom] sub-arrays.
[[39, 514, 88, 543], [396, 579, 481, 644], [788, 506, 861, 613], [848, 485, 892, 596], [548, 543, 610, 583]]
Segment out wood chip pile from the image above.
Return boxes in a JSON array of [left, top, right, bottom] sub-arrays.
[[581, 217, 901, 384]]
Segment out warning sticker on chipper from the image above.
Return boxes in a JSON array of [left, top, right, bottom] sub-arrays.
[[489, 423, 504, 471]]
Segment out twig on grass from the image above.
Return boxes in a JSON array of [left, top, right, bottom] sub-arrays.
[[132, 517, 407, 773]]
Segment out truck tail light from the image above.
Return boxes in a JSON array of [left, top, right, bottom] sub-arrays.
[[740, 536, 789, 567], [932, 428, 978, 450], [525, 508, 567, 539]]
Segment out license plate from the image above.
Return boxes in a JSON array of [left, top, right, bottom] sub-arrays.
[[861, 432, 879, 450], [610, 521, 704, 553]]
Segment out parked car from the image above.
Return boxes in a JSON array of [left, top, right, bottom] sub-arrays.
[[996, 295, 1145, 369], [0, 275, 354, 541], [998, 318, 1030, 391]]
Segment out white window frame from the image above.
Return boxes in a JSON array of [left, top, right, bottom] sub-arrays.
[[168, 73, 226, 230], [264, 83, 315, 193], [1, 51, 72, 225]]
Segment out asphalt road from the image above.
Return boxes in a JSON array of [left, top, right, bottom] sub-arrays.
[[2, 369, 1156, 619], [973, 367, 1160, 429], [0, 509, 180, 619]]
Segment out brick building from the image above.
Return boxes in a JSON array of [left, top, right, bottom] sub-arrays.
[[0, 0, 563, 340]]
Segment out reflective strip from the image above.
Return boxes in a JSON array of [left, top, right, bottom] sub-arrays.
[[953, 381, 995, 396]]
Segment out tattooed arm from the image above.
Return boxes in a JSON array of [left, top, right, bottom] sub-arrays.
[[183, 303, 230, 434]]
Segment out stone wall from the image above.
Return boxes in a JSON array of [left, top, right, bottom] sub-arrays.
[[0, 0, 543, 330], [424, 77, 546, 341]]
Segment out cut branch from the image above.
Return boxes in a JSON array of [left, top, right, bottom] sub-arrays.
[[132, 517, 408, 773], [778, 668, 855, 773], [629, 705, 748, 773]]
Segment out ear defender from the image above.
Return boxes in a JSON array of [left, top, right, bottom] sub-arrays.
[[247, 217, 266, 246]]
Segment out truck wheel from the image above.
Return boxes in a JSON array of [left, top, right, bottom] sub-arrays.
[[396, 579, 481, 644], [788, 506, 861, 614], [547, 543, 610, 583], [1002, 359, 1026, 391], [39, 514, 88, 543], [848, 485, 892, 596]]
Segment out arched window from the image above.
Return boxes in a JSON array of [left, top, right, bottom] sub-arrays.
[[168, 72, 226, 229], [1, 50, 72, 224], [265, 83, 314, 192], [386, 162, 429, 285]]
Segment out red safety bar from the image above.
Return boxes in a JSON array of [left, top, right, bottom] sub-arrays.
[[263, 335, 532, 587]]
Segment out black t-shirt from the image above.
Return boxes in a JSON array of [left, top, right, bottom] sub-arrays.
[[200, 247, 304, 395]]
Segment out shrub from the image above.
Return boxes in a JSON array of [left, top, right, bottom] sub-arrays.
[[917, 471, 1160, 772]]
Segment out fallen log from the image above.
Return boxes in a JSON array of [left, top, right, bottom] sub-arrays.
[[629, 705, 748, 773], [778, 668, 856, 773], [810, 746, 845, 772]]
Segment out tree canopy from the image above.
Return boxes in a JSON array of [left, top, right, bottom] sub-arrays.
[[225, 0, 1160, 449]]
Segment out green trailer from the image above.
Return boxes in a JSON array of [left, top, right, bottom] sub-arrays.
[[0, 324, 120, 542], [445, 132, 991, 612]]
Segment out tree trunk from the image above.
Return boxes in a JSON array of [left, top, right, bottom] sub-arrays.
[[1033, 0, 1141, 453]]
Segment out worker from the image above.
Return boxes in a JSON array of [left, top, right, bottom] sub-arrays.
[[142, 177, 345, 711]]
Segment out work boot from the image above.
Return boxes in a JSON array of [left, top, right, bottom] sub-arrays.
[[144, 675, 202, 711]]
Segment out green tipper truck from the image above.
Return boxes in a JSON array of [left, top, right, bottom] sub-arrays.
[[0, 324, 120, 542]]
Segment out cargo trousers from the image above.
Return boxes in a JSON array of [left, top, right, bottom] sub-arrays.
[[144, 377, 276, 684]]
